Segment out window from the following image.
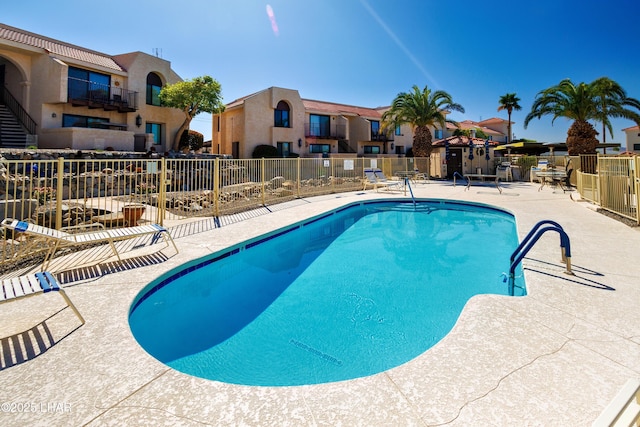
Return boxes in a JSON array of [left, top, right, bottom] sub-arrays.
[[146, 123, 163, 145], [370, 121, 380, 139], [68, 67, 111, 101], [146, 73, 163, 106], [309, 144, 330, 153], [62, 114, 109, 128], [434, 129, 443, 139], [395, 125, 402, 136], [274, 101, 290, 127], [277, 142, 291, 157], [363, 145, 381, 154], [309, 114, 330, 137], [634, 143, 640, 151]]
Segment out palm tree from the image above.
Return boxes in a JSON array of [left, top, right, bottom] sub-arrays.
[[497, 93, 522, 144], [382, 85, 464, 158], [592, 77, 640, 143], [524, 78, 640, 155]]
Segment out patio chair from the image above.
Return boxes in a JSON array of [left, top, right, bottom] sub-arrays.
[[1, 271, 85, 325], [373, 169, 403, 188], [560, 168, 574, 193], [364, 169, 401, 192], [1, 219, 178, 271]]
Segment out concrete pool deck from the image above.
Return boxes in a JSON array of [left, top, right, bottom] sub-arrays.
[[1, 180, 639, 426]]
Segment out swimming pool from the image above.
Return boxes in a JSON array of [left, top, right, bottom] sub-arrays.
[[129, 199, 525, 386]]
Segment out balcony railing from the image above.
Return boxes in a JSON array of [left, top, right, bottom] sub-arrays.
[[371, 133, 393, 142], [67, 78, 138, 113], [305, 123, 346, 139]]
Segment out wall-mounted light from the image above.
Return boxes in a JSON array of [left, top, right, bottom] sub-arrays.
[[298, 138, 302, 148], [390, 143, 395, 150], [51, 113, 57, 118], [135, 114, 142, 128]]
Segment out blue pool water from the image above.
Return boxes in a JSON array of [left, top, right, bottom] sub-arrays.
[[129, 200, 525, 386]]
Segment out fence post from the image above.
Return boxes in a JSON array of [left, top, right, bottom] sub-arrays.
[[213, 158, 220, 218], [331, 158, 335, 192], [297, 157, 301, 197], [55, 157, 64, 230], [157, 157, 166, 226], [261, 158, 266, 207], [636, 156, 640, 225]]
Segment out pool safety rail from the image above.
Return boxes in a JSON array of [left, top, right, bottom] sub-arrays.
[[508, 220, 573, 296], [404, 177, 416, 209], [452, 172, 468, 187]]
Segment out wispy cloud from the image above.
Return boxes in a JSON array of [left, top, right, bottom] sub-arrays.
[[359, 0, 439, 88]]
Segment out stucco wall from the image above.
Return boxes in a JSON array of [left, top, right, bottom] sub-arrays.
[[625, 128, 640, 152], [40, 127, 135, 150], [228, 87, 306, 158]]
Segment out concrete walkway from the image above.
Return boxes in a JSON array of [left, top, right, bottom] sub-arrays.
[[1, 180, 638, 426]]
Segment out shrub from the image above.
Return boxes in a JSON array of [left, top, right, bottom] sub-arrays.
[[180, 130, 205, 152], [252, 144, 278, 158]]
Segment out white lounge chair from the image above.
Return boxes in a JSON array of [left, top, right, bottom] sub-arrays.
[[1, 271, 85, 325], [364, 169, 401, 192], [373, 169, 403, 189], [1, 219, 178, 271]]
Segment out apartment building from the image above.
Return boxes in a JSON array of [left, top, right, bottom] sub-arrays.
[[212, 87, 417, 159], [0, 23, 184, 152], [212, 86, 508, 164]]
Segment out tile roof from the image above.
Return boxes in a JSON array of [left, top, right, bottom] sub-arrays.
[[225, 89, 384, 119], [456, 120, 503, 136], [478, 117, 508, 125], [302, 99, 382, 119], [622, 125, 639, 131], [0, 23, 124, 71]]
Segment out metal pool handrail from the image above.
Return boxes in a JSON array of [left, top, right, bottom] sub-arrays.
[[508, 221, 573, 296], [452, 171, 468, 187]]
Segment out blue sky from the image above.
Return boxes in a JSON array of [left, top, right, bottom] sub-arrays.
[[4, 0, 640, 145]]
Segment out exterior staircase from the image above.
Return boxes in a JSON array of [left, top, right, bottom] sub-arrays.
[[0, 104, 29, 148], [338, 139, 356, 154]]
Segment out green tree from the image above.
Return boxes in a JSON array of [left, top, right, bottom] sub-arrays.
[[497, 93, 522, 144], [159, 75, 224, 151], [591, 77, 640, 143], [524, 78, 640, 155], [382, 85, 464, 157], [453, 128, 488, 139]]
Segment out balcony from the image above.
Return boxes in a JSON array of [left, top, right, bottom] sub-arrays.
[[371, 132, 394, 142], [68, 78, 138, 113], [305, 123, 346, 139]]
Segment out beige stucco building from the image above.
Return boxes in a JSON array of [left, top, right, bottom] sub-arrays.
[[623, 125, 640, 153], [0, 23, 184, 152], [212, 87, 408, 159], [212, 86, 508, 174]]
